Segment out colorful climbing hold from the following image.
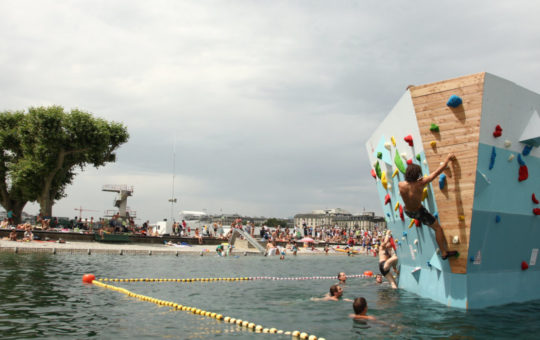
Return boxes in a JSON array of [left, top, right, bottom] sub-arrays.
[[404, 135, 414, 147], [406, 159, 413, 165], [402, 231, 407, 236], [522, 144, 532, 156], [533, 193, 539, 204], [416, 154, 421, 161], [394, 202, 400, 211], [495, 215, 501, 223], [384, 194, 391, 205], [508, 154, 515, 162], [447, 95, 462, 108], [392, 168, 399, 178], [384, 142, 392, 150], [371, 169, 376, 179], [430, 140, 437, 147], [439, 174, 446, 190], [375, 161, 382, 179], [408, 220, 415, 229], [517, 154, 526, 166], [394, 150, 406, 173], [399, 205, 404, 221], [489, 146, 496, 170], [504, 140, 511, 148], [534, 208, 540, 216], [414, 219, 421, 227], [493, 124, 503, 138], [377, 152, 383, 159], [430, 123, 440, 132], [521, 261, 529, 270], [519, 165, 528, 182], [422, 187, 428, 201], [391, 136, 396, 146], [381, 171, 388, 189]]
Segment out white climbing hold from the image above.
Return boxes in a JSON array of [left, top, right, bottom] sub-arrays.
[[508, 154, 515, 162], [423, 159, 428, 165], [384, 142, 392, 150], [504, 140, 511, 148], [401, 152, 408, 159], [387, 184, 392, 190], [411, 267, 421, 273], [452, 236, 459, 244], [414, 239, 419, 245]]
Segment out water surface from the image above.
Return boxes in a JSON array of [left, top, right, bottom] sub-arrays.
[[1, 253, 539, 339]]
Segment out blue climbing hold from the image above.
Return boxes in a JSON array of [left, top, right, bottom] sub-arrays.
[[434, 212, 439, 220], [402, 231, 407, 237], [523, 145, 532, 156], [427, 261, 432, 267], [517, 153, 526, 166], [489, 146, 496, 170], [470, 256, 475, 262], [386, 213, 390, 217], [495, 215, 501, 223], [447, 95, 463, 108], [439, 173, 446, 189]]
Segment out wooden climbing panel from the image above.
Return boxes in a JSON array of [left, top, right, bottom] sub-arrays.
[[410, 72, 485, 274]]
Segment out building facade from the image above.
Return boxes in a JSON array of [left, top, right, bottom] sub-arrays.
[[293, 209, 386, 232]]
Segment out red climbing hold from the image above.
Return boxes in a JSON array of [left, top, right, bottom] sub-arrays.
[[533, 193, 539, 204], [404, 135, 414, 147], [371, 169, 377, 179], [384, 194, 391, 205], [399, 205, 404, 221], [414, 219, 421, 227], [534, 208, 540, 216], [493, 125, 503, 138], [406, 159, 413, 165], [521, 261, 529, 270], [518, 165, 528, 182]]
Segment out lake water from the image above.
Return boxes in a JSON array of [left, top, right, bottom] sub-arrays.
[[1, 252, 540, 339]]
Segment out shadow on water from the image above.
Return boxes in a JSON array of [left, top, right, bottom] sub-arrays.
[[1, 253, 540, 339]]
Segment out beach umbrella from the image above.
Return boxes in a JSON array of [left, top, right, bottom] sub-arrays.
[[298, 237, 315, 243]]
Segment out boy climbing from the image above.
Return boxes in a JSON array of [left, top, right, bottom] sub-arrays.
[[398, 153, 458, 260]]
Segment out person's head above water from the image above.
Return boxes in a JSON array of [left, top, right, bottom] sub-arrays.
[[338, 272, 347, 283], [353, 297, 368, 315], [375, 274, 383, 284], [329, 284, 343, 298], [405, 163, 422, 182]]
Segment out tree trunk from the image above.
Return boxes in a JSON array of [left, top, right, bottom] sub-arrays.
[[38, 195, 54, 217]]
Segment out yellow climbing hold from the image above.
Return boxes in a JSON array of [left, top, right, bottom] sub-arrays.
[[391, 136, 396, 146], [422, 187, 428, 201], [408, 220, 415, 229], [394, 202, 400, 211], [392, 168, 399, 178], [430, 140, 437, 147], [381, 171, 388, 190]]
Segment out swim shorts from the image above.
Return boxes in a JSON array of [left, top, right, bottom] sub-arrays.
[[379, 260, 390, 276], [405, 206, 436, 226]]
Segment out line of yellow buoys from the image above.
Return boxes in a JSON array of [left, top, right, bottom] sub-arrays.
[[91, 278, 325, 340]]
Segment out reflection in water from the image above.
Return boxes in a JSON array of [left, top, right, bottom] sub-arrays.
[[1, 253, 540, 339]]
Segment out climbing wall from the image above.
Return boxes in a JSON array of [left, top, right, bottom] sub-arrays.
[[409, 73, 486, 274]]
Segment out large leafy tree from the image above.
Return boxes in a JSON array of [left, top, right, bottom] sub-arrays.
[[0, 106, 129, 223]]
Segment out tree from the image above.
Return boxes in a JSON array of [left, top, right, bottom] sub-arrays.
[[263, 218, 289, 229], [0, 106, 129, 223]]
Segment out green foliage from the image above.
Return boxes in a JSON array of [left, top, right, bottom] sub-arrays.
[[0, 105, 129, 216], [263, 218, 289, 229]]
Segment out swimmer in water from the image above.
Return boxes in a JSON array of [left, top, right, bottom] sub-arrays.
[[337, 272, 347, 285], [350, 297, 376, 320], [312, 284, 352, 302]]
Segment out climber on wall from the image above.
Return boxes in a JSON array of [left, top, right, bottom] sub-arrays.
[[398, 153, 458, 260]]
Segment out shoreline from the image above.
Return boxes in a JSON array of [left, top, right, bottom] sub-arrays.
[[0, 239, 371, 257]]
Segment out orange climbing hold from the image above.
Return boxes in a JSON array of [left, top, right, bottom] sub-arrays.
[[384, 194, 391, 205], [371, 169, 376, 179]]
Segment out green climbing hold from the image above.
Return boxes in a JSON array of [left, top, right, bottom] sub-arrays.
[[416, 154, 421, 161], [430, 123, 440, 132], [377, 152, 382, 159], [375, 161, 382, 179], [394, 150, 406, 174]]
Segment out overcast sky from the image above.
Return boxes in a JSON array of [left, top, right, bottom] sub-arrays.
[[1, 1, 540, 223]]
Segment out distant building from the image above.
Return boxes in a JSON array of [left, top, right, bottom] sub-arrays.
[[293, 209, 386, 231]]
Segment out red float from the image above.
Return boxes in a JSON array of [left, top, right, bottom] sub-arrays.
[[82, 274, 96, 284], [364, 270, 373, 277]]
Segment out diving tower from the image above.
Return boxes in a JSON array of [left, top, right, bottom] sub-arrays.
[[366, 72, 540, 309], [102, 185, 135, 218]]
